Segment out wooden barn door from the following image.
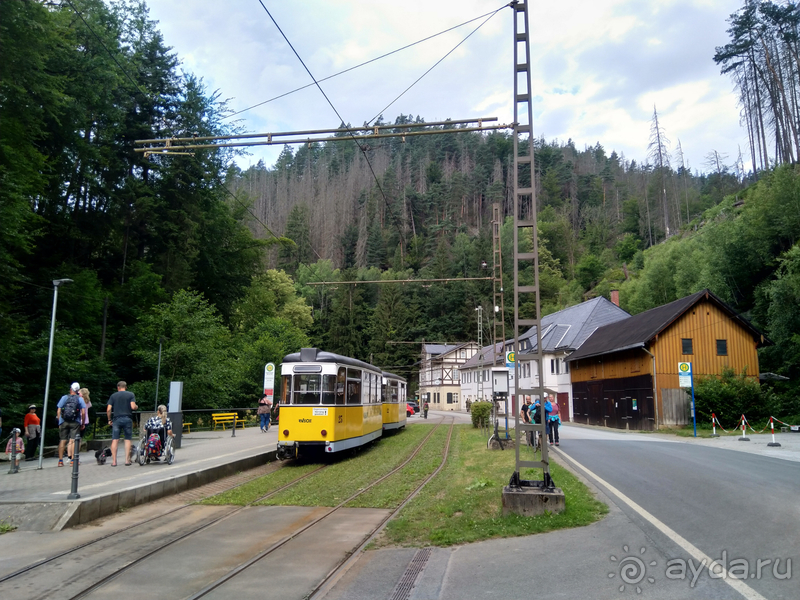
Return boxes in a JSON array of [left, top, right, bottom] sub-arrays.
[[557, 393, 570, 422]]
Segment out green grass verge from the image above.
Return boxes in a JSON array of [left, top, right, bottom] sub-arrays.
[[346, 425, 450, 509], [200, 462, 321, 505], [256, 425, 433, 507], [374, 425, 608, 548]]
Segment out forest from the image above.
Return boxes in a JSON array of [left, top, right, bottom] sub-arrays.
[[1, 0, 798, 436]]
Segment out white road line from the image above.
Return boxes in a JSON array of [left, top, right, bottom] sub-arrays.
[[555, 449, 768, 600]]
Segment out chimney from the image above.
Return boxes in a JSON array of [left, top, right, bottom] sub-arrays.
[[610, 290, 620, 307]]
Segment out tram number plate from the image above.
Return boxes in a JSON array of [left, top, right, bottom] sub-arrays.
[[313, 408, 328, 416]]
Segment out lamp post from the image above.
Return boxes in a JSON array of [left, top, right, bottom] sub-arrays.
[[38, 278, 73, 469], [154, 336, 164, 412]]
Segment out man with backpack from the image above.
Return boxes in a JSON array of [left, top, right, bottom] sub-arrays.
[[56, 382, 86, 467]]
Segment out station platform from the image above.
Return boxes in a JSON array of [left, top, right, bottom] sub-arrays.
[[0, 425, 277, 532]]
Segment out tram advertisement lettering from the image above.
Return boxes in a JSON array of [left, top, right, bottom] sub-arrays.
[[299, 418, 312, 423]]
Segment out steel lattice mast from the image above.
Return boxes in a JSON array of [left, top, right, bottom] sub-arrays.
[[511, 0, 552, 489]]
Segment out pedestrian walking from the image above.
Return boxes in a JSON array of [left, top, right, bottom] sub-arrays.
[[6, 429, 24, 470], [547, 395, 561, 446], [23, 405, 41, 461], [258, 395, 272, 432], [520, 397, 532, 446], [57, 382, 87, 466], [423, 400, 429, 419], [106, 381, 138, 467], [79, 387, 92, 427]]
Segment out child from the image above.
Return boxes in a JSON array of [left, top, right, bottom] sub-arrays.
[[5, 428, 24, 470]]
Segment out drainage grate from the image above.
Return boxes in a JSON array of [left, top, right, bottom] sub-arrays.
[[389, 547, 432, 600]]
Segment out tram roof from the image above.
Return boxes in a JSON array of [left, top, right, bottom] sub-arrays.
[[282, 348, 379, 372], [382, 370, 406, 382]]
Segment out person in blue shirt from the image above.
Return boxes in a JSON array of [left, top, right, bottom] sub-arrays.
[[56, 382, 87, 466]]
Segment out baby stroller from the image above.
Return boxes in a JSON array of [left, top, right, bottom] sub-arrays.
[[136, 426, 175, 465]]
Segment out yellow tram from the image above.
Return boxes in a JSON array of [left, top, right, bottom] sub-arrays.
[[277, 348, 404, 460]]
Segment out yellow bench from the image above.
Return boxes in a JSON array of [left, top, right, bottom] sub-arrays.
[[212, 412, 245, 430], [183, 422, 193, 434]]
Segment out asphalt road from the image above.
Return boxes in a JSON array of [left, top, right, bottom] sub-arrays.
[[554, 426, 800, 600]]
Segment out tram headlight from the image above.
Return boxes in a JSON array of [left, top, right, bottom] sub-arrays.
[[321, 429, 327, 437], [283, 429, 289, 437]]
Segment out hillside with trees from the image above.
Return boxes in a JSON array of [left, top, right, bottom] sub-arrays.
[[1, 0, 798, 435]]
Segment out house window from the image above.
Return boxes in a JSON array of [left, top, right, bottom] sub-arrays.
[[460, 350, 465, 358], [483, 369, 489, 382], [682, 338, 693, 355], [447, 392, 453, 404], [716, 339, 728, 356], [550, 359, 560, 375], [563, 360, 569, 374]]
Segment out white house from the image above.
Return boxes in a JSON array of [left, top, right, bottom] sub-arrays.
[[459, 297, 630, 419], [418, 342, 479, 411]]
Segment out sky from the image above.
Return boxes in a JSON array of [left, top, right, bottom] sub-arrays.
[[143, 0, 746, 174]]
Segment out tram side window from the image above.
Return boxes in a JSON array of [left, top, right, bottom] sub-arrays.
[[281, 375, 292, 405], [390, 382, 398, 403], [321, 374, 336, 404], [336, 367, 346, 405], [293, 374, 321, 404], [347, 369, 362, 404]]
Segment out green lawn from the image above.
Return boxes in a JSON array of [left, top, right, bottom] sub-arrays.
[[259, 424, 432, 506], [375, 426, 608, 547], [199, 424, 608, 548]]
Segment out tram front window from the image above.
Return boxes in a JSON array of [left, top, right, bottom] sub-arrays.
[[293, 374, 321, 404]]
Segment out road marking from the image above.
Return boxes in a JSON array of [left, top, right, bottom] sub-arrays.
[[555, 449, 768, 600]]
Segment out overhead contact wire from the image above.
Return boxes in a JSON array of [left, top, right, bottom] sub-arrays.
[[224, 3, 510, 120], [255, 0, 406, 246], [367, 5, 508, 126]]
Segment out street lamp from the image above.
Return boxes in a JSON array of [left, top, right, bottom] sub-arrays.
[[38, 278, 73, 469], [154, 336, 165, 411]]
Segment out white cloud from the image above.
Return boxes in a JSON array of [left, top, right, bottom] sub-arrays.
[[144, 0, 746, 172]]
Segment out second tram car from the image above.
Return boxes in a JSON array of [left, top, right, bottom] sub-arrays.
[[381, 370, 407, 431], [277, 348, 404, 460]]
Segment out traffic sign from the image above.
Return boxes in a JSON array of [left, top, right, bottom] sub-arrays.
[[678, 362, 697, 437], [264, 362, 275, 397], [505, 351, 515, 368], [678, 362, 692, 387]]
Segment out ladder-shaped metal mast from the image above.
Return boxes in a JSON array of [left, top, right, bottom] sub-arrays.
[[512, 0, 553, 488], [492, 203, 506, 366]]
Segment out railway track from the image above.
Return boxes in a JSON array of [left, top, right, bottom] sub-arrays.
[[0, 463, 327, 599], [1, 419, 453, 600]]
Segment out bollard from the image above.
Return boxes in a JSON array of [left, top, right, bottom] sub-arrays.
[[710, 413, 720, 437], [67, 433, 81, 499], [8, 429, 19, 474], [767, 416, 781, 447], [738, 414, 750, 442], [231, 415, 236, 438]]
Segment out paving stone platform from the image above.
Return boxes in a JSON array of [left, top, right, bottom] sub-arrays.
[[0, 425, 278, 531]]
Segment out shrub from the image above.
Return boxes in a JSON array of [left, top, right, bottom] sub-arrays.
[[470, 401, 492, 428], [693, 367, 775, 425]]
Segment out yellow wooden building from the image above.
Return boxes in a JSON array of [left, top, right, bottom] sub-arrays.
[[566, 289, 770, 430]]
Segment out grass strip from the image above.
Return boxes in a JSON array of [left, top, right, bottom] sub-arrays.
[[375, 425, 608, 548], [258, 424, 432, 507], [200, 462, 320, 505], [346, 424, 450, 509]]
